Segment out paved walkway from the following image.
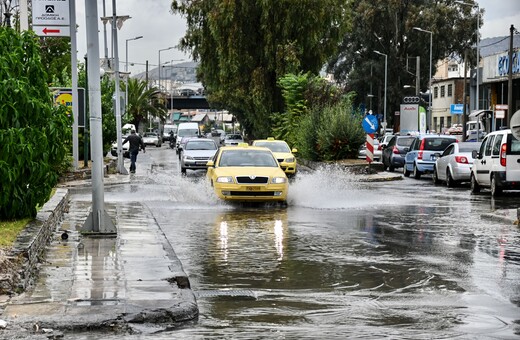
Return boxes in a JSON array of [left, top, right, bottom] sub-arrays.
[[1, 181, 198, 337]]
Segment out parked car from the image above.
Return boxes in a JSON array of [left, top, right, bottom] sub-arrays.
[[432, 142, 482, 187], [110, 134, 131, 157], [358, 139, 381, 161], [379, 134, 394, 149], [223, 133, 244, 146], [447, 124, 463, 135], [206, 144, 288, 203], [252, 138, 297, 177], [180, 138, 219, 174], [381, 135, 415, 172], [210, 129, 227, 144], [470, 129, 520, 196], [142, 132, 162, 147], [403, 135, 459, 179]]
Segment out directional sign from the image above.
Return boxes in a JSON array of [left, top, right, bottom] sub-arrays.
[[362, 114, 379, 134], [33, 25, 70, 37], [32, 0, 70, 26], [450, 104, 464, 115]]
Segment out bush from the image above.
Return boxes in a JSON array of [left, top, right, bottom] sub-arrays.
[[0, 28, 71, 219]]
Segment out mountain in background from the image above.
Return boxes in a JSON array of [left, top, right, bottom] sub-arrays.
[[134, 61, 199, 84]]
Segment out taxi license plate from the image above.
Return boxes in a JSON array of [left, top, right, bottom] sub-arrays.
[[246, 186, 260, 191]]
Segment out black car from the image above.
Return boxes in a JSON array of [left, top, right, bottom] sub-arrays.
[[381, 135, 415, 172]]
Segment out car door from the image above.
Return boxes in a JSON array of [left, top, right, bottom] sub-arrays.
[[475, 134, 495, 186], [404, 137, 419, 170], [383, 136, 396, 165], [437, 144, 454, 181], [506, 133, 520, 182]]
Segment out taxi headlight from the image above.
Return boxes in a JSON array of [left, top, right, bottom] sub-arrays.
[[216, 176, 234, 183], [271, 177, 287, 184], [285, 157, 295, 163]]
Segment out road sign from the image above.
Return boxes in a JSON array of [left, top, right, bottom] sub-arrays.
[[496, 104, 508, 110], [33, 25, 70, 37], [365, 133, 375, 163], [32, 0, 70, 26], [362, 114, 378, 134], [450, 104, 464, 115]]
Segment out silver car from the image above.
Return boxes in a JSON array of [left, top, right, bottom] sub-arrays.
[[223, 133, 244, 146], [180, 138, 219, 174], [433, 141, 481, 187]]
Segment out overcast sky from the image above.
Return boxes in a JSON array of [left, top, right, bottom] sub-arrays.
[[74, 0, 520, 76]]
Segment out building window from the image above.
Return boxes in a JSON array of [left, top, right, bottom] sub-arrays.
[[441, 85, 445, 98], [448, 65, 458, 72], [447, 84, 453, 97], [434, 87, 439, 99]]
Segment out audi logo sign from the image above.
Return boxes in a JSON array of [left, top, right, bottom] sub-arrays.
[[403, 96, 420, 104]]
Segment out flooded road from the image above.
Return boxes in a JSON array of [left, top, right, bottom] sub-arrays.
[[100, 147, 520, 338]]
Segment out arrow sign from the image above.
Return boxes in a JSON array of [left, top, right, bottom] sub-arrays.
[[43, 27, 60, 34], [362, 114, 379, 134], [33, 25, 70, 37]]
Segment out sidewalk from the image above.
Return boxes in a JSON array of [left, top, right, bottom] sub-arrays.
[[0, 171, 198, 337]]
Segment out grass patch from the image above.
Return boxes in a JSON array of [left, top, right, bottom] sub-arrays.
[[0, 188, 57, 248], [0, 218, 32, 247]]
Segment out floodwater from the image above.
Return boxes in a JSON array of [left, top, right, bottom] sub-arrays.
[[79, 148, 520, 339]]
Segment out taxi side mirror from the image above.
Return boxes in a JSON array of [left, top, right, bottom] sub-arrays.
[[292, 148, 298, 153], [207, 160, 215, 167]]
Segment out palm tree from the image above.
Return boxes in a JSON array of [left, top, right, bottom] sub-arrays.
[[125, 78, 168, 131]]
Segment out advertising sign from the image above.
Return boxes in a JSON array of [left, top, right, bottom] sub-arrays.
[[52, 88, 86, 127], [400, 104, 419, 135], [32, 0, 71, 37], [450, 104, 464, 115]]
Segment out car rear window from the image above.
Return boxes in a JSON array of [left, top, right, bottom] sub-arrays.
[[508, 134, 520, 155], [423, 138, 457, 151], [396, 137, 414, 147]]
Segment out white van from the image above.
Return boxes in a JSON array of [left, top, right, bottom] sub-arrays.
[[175, 122, 201, 154], [470, 129, 520, 196], [466, 120, 485, 141]]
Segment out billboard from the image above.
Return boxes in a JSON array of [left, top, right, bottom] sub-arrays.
[[400, 104, 419, 135]]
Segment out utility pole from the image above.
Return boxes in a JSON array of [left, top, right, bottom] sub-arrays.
[[462, 50, 468, 142], [507, 24, 515, 127]]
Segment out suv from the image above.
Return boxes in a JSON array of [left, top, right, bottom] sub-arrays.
[[403, 135, 458, 179], [470, 129, 520, 196]]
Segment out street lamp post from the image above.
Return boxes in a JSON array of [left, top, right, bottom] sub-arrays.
[[413, 27, 433, 131], [374, 50, 387, 133], [455, 1, 480, 111], [158, 46, 174, 90], [125, 35, 143, 116]]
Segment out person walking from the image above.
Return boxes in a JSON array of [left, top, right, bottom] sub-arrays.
[[122, 129, 145, 173]]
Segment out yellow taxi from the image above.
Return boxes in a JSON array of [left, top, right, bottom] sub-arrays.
[[206, 144, 288, 203], [252, 138, 297, 177]]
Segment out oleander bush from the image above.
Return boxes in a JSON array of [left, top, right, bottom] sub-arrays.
[[0, 28, 71, 219]]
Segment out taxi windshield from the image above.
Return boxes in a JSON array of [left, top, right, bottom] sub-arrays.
[[218, 150, 278, 167], [255, 142, 290, 153]]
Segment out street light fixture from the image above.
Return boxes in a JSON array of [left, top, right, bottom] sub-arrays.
[[455, 1, 480, 111], [125, 35, 143, 115], [374, 50, 387, 132], [158, 46, 174, 90], [413, 27, 433, 131]]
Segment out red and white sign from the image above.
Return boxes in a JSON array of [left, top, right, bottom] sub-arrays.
[[496, 110, 505, 119], [365, 133, 374, 163], [33, 25, 70, 37], [496, 104, 508, 110]]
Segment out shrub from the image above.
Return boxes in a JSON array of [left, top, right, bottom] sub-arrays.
[[0, 28, 71, 219]]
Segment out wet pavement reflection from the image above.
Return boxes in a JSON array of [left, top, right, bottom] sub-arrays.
[[72, 148, 520, 338]]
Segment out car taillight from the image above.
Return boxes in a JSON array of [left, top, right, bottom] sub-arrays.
[[417, 139, 425, 159], [393, 146, 399, 154], [455, 155, 469, 164], [418, 151, 423, 160], [500, 143, 507, 167]]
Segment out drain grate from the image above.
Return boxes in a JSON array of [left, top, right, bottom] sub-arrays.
[[194, 289, 257, 300]]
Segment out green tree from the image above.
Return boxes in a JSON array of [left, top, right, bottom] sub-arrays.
[[125, 78, 167, 132], [0, 28, 71, 219], [39, 37, 71, 86], [171, 0, 350, 138], [327, 0, 480, 128]]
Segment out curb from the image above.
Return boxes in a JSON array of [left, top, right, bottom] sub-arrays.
[[0, 188, 69, 296]]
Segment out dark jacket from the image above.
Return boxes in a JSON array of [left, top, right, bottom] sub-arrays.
[[123, 133, 145, 153]]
